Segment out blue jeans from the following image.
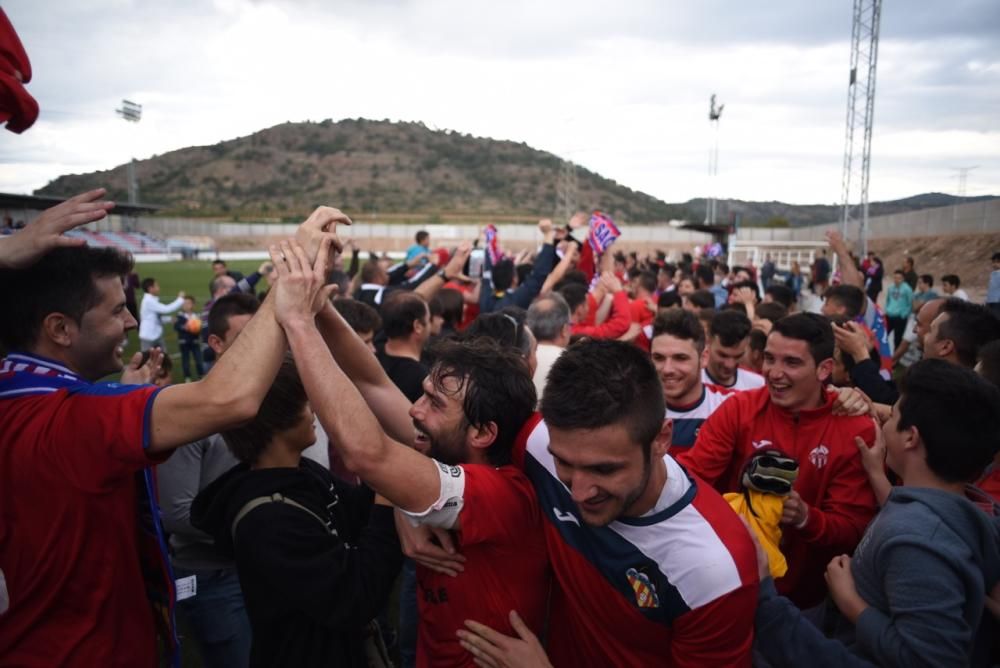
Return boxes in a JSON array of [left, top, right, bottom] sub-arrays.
[[398, 559, 418, 668], [174, 566, 252, 668], [179, 341, 205, 379]]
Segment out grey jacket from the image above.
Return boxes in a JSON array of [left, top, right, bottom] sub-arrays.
[[755, 486, 1000, 668], [157, 434, 240, 570]]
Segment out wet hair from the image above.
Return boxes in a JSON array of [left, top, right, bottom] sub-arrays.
[[333, 298, 381, 335], [542, 339, 664, 459], [380, 291, 428, 339], [222, 357, 308, 465], [0, 246, 134, 351], [652, 308, 705, 354], [425, 337, 536, 467], [824, 285, 865, 319], [709, 310, 752, 347], [937, 298, 1000, 368], [770, 312, 834, 365], [207, 293, 260, 340], [897, 359, 1000, 482]]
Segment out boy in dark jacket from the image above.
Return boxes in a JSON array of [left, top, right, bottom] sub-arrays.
[[752, 359, 1000, 668], [174, 295, 206, 380], [192, 358, 402, 668]]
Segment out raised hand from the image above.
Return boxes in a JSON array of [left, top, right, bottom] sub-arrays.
[[270, 238, 337, 327], [121, 348, 163, 386], [0, 188, 115, 269], [293, 206, 351, 267], [442, 242, 473, 280]]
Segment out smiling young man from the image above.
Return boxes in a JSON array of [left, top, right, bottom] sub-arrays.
[[650, 309, 731, 451], [0, 209, 344, 666], [702, 309, 765, 392], [677, 313, 877, 609]]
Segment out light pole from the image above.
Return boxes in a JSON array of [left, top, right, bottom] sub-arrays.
[[706, 94, 724, 225], [115, 99, 142, 216]]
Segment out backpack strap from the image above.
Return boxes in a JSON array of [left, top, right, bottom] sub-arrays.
[[230, 492, 335, 543]]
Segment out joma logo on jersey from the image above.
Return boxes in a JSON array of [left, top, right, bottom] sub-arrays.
[[553, 507, 580, 526], [752, 439, 773, 450]]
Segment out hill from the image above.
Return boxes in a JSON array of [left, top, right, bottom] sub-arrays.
[[35, 118, 995, 225], [35, 119, 685, 223]]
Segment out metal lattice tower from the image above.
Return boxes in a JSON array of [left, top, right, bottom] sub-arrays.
[[556, 159, 579, 223], [839, 0, 882, 256], [706, 94, 724, 225]]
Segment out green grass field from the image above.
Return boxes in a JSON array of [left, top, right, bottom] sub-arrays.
[[127, 260, 267, 383]]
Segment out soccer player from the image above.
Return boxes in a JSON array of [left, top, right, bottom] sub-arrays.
[[678, 313, 877, 608], [0, 212, 342, 666], [650, 309, 730, 451], [702, 309, 765, 392]]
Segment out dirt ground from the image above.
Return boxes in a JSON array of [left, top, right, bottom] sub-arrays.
[[867, 234, 1000, 303]]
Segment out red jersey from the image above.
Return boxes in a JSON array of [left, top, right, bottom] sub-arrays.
[[514, 414, 758, 667], [677, 387, 877, 608], [629, 297, 655, 328], [0, 353, 176, 666], [415, 464, 549, 668]]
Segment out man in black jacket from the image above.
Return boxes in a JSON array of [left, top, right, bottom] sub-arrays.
[[192, 364, 402, 664]]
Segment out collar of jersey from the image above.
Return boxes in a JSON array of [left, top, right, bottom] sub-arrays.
[[614, 461, 698, 527], [666, 385, 706, 413]]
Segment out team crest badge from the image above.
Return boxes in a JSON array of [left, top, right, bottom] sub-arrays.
[[809, 445, 829, 469], [626, 568, 660, 609]]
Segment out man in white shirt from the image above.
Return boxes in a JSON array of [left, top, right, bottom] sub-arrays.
[[139, 277, 184, 351], [526, 293, 572, 406]]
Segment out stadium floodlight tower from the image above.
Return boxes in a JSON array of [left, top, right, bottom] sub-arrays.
[[115, 99, 142, 206], [839, 0, 882, 257], [556, 158, 579, 224], [706, 94, 724, 225]]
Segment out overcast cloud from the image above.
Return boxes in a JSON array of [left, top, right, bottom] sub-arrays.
[[1, 0, 997, 206]]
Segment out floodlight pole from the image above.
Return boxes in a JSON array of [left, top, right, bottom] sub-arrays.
[[707, 94, 724, 225], [116, 99, 142, 207]]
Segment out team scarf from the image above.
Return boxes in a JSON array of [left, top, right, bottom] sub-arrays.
[[484, 224, 502, 265], [0, 353, 181, 667], [588, 211, 621, 256]]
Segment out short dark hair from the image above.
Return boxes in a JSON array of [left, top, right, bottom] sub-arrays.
[[652, 308, 705, 354], [333, 298, 381, 335], [688, 290, 715, 310], [212, 259, 226, 267], [0, 246, 134, 351], [426, 338, 536, 467], [360, 261, 383, 284], [730, 279, 760, 303], [694, 263, 715, 288], [542, 339, 664, 459], [893, 269, 904, 277], [141, 277, 156, 293], [657, 290, 682, 309], [415, 230, 429, 244], [897, 359, 1000, 482], [749, 328, 767, 353], [992, 252, 1000, 263], [765, 284, 794, 309], [977, 340, 1000, 389], [771, 312, 834, 365], [559, 283, 589, 313], [635, 271, 657, 294], [755, 301, 788, 324], [207, 293, 260, 340], [435, 288, 465, 328], [463, 308, 533, 360], [710, 310, 752, 347], [824, 285, 865, 319], [381, 291, 428, 339], [918, 274, 934, 287], [223, 356, 307, 465], [492, 259, 515, 291], [937, 298, 1000, 368], [942, 274, 961, 288]]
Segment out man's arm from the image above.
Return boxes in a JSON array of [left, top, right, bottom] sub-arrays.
[[572, 281, 632, 339], [149, 236, 338, 453], [539, 244, 579, 298], [413, 243, 471, 303], [676, 395, 741, 486], [825, 230, 864, 289], [156, 439, 213, 539], [282, 314, 442, 512], [508, 243, 557, 309], [314, 302, 415, 445], [148, 294, 186, 314]]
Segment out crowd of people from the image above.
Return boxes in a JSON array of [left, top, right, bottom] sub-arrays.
[[1, 190, 1000, 668]]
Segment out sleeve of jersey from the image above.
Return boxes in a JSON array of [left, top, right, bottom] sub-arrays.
[[676, 394, 740, 486], [797, 421, 878, 548], [47, 384, 164, 492], [457, 465, 537, 548], [669, 582, 757, 667]]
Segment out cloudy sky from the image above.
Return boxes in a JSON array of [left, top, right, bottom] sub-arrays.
[[1, 0, 997, 205]]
